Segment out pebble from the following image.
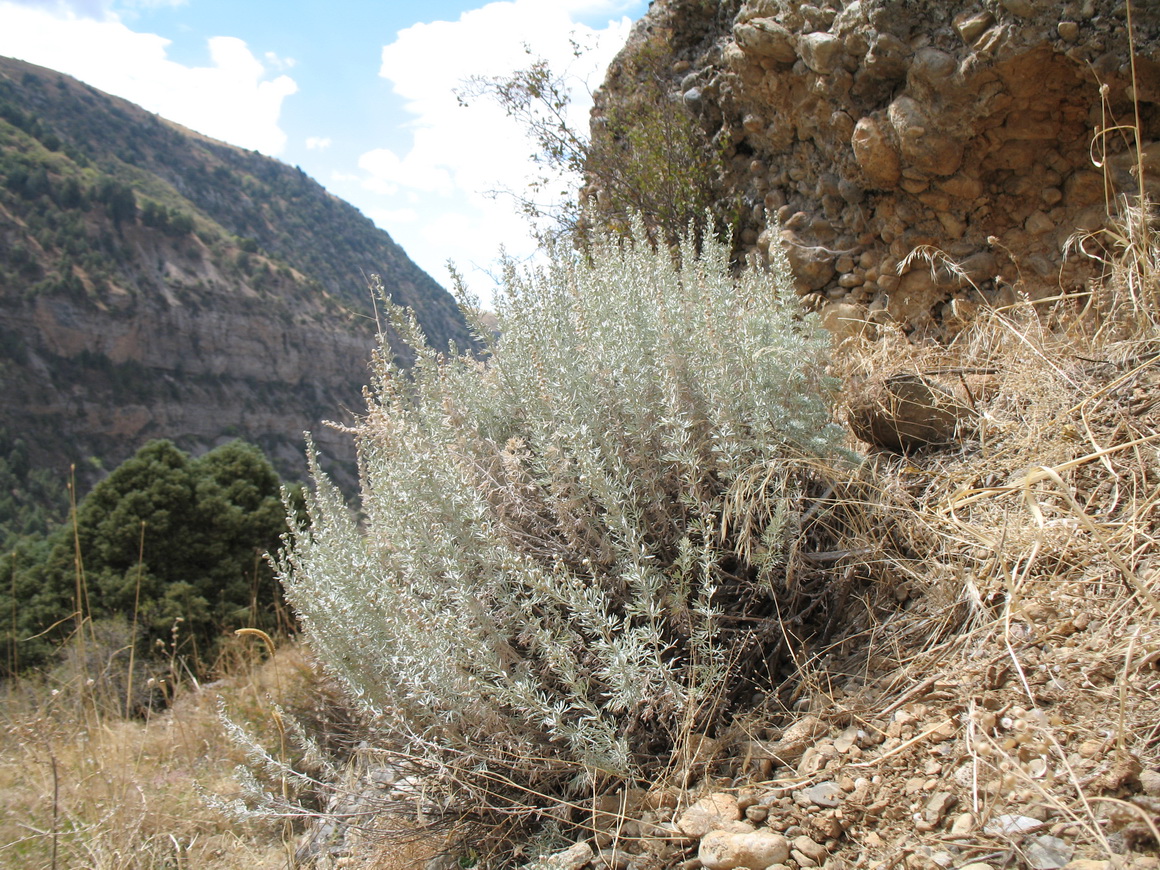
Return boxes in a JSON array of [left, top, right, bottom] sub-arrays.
[[1000, 0, 1035, 17], [537, 841, 593, 870], [984, 814, 1041, 835], [924, 792, 957, 824], [745, 804, 769, 823], [834, 726, 860, 753], [1027, 836, 1073, 870], [1140, 768, 1160, 796], [593, 848, 632, 870], [699, 829, 789, 870], [793, 849, 818, 867], [812, 816, 843, 840], [950, 813, 974, 835], [797, 32, 843, 75], [904, 777, 925, 795], [678, 794, 741, 838], [803, 781, 843, 808], [954, 10, 994, 43], [1025, 211, 1055, 236], [793, 835, 828, 863]]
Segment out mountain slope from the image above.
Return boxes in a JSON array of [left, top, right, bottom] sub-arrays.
[[0, 55, 471, 507]]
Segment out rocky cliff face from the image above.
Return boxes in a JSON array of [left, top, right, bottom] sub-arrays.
[[594, 0, 1160, 335], [0, 56, 472, 494]]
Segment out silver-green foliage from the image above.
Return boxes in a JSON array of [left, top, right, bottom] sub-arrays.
[[278, 223, 843, 789]]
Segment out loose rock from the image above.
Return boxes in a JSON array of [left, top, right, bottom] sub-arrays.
[[678, 794, 742, 838], [699, 829, 790, 870], [531, 841, 593, 870], [1027, 836, 1073, 870], [847, 374, 977, 452], [792, 835, 828, 864], [802, 781, 844, 808]]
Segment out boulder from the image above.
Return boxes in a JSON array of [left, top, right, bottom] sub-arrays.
[[847, 373, 978, 452]]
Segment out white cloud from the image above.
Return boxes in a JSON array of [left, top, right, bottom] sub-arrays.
[[264, 50, 296, 71], [363, 0, 634, 304], [0, 1, 297, 155], [359, 146, 454, 197], [305, 136, 333, 151], [364, 206, 419, 230]]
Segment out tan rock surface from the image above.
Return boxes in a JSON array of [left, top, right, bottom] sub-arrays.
[[592, 0, 1160, 336]]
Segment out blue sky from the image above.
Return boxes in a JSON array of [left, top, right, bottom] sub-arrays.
[[0, 0, 648, 304]]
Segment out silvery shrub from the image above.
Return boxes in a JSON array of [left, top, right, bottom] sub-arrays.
[[277, 222, 844, 806]]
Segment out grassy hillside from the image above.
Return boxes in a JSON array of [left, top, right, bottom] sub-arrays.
[[0, 56, 473, 533], [0, 55, 466, 346]]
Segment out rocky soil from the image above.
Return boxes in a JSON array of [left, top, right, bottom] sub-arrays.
[[293, 322, 1160, 870], [298, 557, 1160, 870], [592, 0, 1160, 337], [521, 595, 1160, 870]]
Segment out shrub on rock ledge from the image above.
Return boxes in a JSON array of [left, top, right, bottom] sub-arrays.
[[278, 222, 847, 835]]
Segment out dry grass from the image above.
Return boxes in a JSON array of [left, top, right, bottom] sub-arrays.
[[0, 638, 325, 869], [800, 196, 1160, 867], [4, 302, 1155, 870], [300, 273, 1160, 867], [6, 51, 1160, 870], [277, 200, 1160, 865], [8, 226, 1156, 870]]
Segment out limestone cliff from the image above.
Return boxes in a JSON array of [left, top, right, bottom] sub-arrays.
[[592, 0, 1160, 335], [0, 55, 471, 496]]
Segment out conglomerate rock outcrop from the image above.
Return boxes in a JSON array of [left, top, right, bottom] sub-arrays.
[[593, 0, 1160, 335]]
